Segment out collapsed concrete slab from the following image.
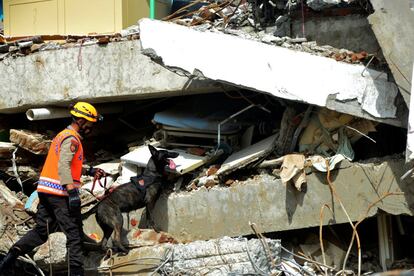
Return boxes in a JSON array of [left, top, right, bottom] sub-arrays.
[[97, 237, 281, 275], [151, 158, 413, 241], [139, 19, 404, 127], [368, 0, 414, 105], [0, 40, 222, 113]]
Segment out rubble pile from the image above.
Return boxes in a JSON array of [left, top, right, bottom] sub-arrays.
[[0, 69, 407, 276], [0, 0, 374, 65], [0, 0, 412, 274], [168, 0, 372, 64], [0, 25, 140, 61], [0, 129, 51, 185], [0, 181, 34, 253], [9, 129, 51, 155]]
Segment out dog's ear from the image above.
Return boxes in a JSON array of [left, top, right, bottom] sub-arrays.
[[148, 145, 158, 157], [167, 151, 179, 158]]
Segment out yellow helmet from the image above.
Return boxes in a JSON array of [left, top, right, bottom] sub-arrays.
[[70, 102, 101, 123]]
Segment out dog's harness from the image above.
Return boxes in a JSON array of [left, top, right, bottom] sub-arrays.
[[130, 175, 159, 197]]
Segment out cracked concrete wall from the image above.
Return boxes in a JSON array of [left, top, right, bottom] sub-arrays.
[[152, 158, 414, 241], [0, 40, 221, 113], [292, 14, 380, 53], [369, 0, 414, 105]]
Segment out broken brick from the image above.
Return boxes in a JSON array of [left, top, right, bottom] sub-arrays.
[[98, 36, 110, 45], [206, 165, 220, 176]]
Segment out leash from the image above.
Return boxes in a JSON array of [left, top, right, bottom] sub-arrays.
[[89, 175, 117, 203], [90, 175, 107, 196]]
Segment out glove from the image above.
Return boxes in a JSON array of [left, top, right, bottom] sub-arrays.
[[88, 167, 106, 179], [67, 188, 81, 213]]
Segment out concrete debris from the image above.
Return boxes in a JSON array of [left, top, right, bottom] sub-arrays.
[[0, 2, 412, 275], [9, 129, 51, 155], [0, 181, 34, 253], [217, 134, 278, 176], [300, 234, 346, 268], [139, 19, 402, 125], [0, 180, 25, 209], [306, 0, 342, 11], [33, 232, 67, 271], [4, 166, 39, 180], [170, 1, 374, 65], [97, 236, 281, 275], [163, 237, 281, 275], [189, 174, 218, 190], [0, 38, 220, 113], [121, 144, 214, 175], [0, 142, 17, 157], [368, 0, 414, 106], [196, 24, 371, 65], [0, 33, 140, 62], [120, 24, 140, 37]]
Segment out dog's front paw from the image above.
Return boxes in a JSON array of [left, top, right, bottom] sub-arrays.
[[147, 220, 160, 233]]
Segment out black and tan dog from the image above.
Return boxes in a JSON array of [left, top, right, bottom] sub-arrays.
[[85, 145, 178, 252]]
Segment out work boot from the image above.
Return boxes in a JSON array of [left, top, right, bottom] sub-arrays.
[[0, 247, 20, 274], [69, 266, 84, 276]]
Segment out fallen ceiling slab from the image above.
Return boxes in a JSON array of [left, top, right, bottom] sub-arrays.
[[139, 19, 404, 127], [368, 0, 414, 106], [0, 40, 222, 113]]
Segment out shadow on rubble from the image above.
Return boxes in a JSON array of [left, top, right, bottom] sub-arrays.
[[285, 181, 306, 224]]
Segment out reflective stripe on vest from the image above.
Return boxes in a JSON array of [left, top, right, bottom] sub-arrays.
[[37, 129, 83, 197]]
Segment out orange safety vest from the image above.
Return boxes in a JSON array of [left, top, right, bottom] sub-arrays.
[[37, 128, 84, 196]]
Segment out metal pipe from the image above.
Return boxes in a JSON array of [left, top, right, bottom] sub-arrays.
[[26, 108, 69, 121], [26, 106, 124, 121]]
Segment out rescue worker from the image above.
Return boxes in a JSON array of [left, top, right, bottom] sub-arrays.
[[0, 102, 106, 276]]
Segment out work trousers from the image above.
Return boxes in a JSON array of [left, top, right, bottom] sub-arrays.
[[13, 192, 83, 269]]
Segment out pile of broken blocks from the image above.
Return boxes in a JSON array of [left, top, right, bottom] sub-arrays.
[[0, 102, 382, 275], [168, 0, 374, 65]]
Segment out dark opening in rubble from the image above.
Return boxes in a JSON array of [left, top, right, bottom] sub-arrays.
[[353, 124, 407, 161]]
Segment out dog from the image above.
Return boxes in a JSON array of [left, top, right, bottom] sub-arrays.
[[86, 145, 178, 253]]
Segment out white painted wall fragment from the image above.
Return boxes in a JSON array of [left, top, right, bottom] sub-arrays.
[[139, 19, 398, 119], [121, 145, 208, 174], [406, 63, 414, 162]]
